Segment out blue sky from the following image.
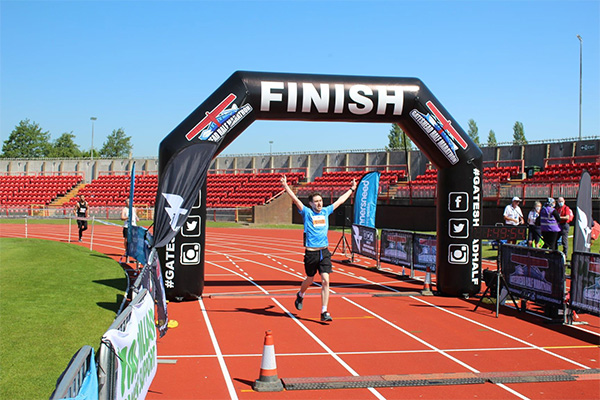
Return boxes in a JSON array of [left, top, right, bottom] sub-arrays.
[[1, 0, 598, 157]]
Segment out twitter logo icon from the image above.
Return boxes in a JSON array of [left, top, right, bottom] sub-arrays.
[[449, 218, 469, 238]]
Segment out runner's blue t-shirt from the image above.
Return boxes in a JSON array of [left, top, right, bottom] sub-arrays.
[[299, 205, 334, 248]]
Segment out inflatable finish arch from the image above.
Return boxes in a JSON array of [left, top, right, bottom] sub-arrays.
[[154, 71, 483, 300]]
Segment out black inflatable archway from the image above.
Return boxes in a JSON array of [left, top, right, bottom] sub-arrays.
[[154, 71, 483, 300]]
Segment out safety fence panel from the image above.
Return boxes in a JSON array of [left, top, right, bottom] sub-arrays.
[[500, 244, 566, 306], [499, 185, 523, 199], [350, 224, 378, 261], [98, 288, 157, 400], [49, 345, 97, 400], [482, 181, 501, 198], [570, 251, 600, 315], [523, 184, 551, 199], [380, 229, 413, 269], [552, 184, 580, 199], [413, 233, 437, 273]]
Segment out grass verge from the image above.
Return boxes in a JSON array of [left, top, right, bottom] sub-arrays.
[[0, 238, 126, 399]]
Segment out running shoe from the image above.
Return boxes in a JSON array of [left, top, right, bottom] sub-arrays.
[[294, 292, 303, 310], [320, 311, 332, 322]]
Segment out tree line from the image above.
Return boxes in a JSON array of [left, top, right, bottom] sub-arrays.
[[1, 119, 133, 158], [4, 118, 527, 158], [387, 120, 527, 150]]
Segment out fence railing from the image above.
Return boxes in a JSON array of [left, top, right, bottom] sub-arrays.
[[49, 345, 94, 400], [97, 288, 149, 400]]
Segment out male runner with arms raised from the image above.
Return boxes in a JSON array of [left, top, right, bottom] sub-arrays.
[[281, 175, 357, 322]]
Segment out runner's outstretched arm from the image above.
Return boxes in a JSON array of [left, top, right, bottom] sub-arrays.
[[281, 175, 304, 211], [332, 179, 357, 210]]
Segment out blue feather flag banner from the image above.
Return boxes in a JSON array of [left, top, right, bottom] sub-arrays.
[[353, 171, 380, 228], [126, 162, 135, 251]]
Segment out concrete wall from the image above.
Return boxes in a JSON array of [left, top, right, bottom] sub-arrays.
[[253, 193, 292, 224]]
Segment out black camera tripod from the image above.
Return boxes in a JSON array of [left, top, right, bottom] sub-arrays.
[[474, 268, 521, 318]]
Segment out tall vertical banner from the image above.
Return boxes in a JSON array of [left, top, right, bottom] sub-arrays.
[[126, 163, 135, 255], [573, 170, 593, 253], [126, 163, 152, 265], [353, 171, 380, 228]]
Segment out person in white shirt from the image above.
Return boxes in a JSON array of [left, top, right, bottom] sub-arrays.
[[504, 196, 524, 226], [504, 196, 524, 244], [527, 201, 542, 247]]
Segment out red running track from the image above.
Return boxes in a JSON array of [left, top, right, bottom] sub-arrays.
[[1, 223, 599, 400]]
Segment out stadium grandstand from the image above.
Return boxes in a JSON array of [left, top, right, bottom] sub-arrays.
[[0, 137, 598, 228]]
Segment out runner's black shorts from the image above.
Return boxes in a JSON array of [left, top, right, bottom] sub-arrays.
[[77, 219, 87, 230], [304, 248, 332, 277]]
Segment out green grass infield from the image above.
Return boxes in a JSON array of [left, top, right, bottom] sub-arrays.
[[0, 238, 126, 400]]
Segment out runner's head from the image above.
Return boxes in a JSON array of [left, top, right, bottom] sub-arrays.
[[308, 192, 323, 213]]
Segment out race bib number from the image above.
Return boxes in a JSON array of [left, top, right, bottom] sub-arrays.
[[312, 215, 326, 227]]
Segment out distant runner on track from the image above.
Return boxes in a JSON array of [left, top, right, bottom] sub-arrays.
[[74, 194, 88, 242], [281, 174, 357, 322]]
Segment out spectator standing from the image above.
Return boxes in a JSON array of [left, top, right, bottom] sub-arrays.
[[527, 201, 542, 247], [539, 198, 561, 250], [504, 196, 524, 244], [556, 197, 574, 256]]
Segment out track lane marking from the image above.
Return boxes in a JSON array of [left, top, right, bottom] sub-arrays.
[[157, 344, 598, 359], [206, 261, 386, 400], [198, 297, 238, 400], [342, 296, 530, 400], [269, 296, 386, 400], [208, 240, 587, 399], [410, 295, 592, 370]]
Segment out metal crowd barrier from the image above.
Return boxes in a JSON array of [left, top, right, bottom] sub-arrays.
[[49, 345, 94, 400], [97, 288, 149, 400]]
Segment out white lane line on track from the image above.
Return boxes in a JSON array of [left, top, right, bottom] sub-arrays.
[[158, 345, 550, 359], [210, 247, 567, 396], [343, 296, 530, 400], [207, 260, 386, 400], [198, 297, 238, 400], [211, 252, 306, 280], [410, 295, 592, 370], [207, 251, 597, 372], [210, 244, 406, 293]]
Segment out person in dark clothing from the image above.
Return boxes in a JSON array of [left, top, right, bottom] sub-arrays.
[[539, 198, 561, 251], [74, 195, 89, 242]]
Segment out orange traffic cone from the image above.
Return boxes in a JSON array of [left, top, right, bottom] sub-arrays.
[[421, 266, 434, 296], [253, 330, 284, 392]]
